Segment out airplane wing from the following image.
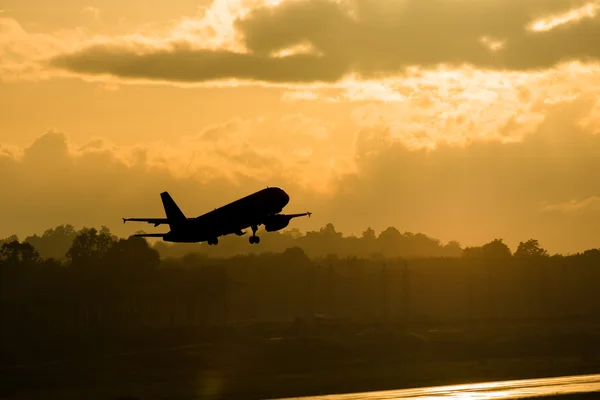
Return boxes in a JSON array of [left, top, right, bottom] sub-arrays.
[[123, 218, 169, 227]]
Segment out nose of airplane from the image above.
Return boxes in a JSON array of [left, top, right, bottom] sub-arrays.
[[280, 189, 290, 206]]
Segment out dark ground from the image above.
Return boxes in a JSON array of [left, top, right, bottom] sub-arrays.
[[3, 321, 600, 400], [3, 357, 600, 400]]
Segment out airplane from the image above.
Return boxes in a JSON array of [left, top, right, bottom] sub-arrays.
[[122, 187, 312, 245]]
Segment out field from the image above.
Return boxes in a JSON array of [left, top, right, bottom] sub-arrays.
[[3, 320, 600, 400]]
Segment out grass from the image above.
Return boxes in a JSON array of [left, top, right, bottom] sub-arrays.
[[3, 322, 600, 399], [2, 353, 600, 400]]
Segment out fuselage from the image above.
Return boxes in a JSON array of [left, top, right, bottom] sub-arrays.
[[163, 187, 289, 243]]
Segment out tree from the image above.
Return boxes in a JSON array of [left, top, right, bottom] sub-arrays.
[[24, 224, 77, 260], [104, 236, 160, 271], [283, 246, 309, 260], [0, 241, 40, 266], [320, 223, 343, 237], [514, 239, 548, 257], [0, 235, 19, 246], [66, 227, 115, 267], [282, 228, 302, 239], [443, 240, 463, 257], [462, 246, 483, 258], [378, 227, 402, 241], [378, 227, 403, 257], [361, 227, 376, 241], [582, 248, 600, 259], [481, 239, 512, 258]]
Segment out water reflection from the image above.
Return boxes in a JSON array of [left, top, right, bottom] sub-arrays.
[[276, 373, 600, 399]]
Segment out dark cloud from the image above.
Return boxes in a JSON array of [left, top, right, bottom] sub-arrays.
[[50, 44, 349, 83], [48, 0, 600, 83], [238, 0, 600, 72], [23, 131, 70, 163]]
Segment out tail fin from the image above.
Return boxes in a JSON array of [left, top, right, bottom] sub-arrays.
[[160, 191, 187, 230]]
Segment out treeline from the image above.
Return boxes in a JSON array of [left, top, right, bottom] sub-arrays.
[[154, 224, 465, 260], [2, 225, 600, 399], [2, 223, 588, 261], [2, 225, 600, 336], [1, 223, 465, 261]]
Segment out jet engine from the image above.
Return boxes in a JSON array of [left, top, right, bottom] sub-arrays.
[[263, 214, 292, 232]]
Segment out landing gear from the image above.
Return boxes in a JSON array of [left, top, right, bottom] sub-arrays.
[[249, 225, 260, 244], [207, 238, 219, 245]]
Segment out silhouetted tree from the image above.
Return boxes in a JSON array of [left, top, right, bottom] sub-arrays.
[[0, 235, 19, 246], [10, 222, 470, 261], [66, 226, 115, 267], [24, 224, 78, 260], [582, 248, 600, 258], [104, 236, 160, 271], [283, 246, 310, 261], [283, 228, 303, 239], [442, 240, 463, 257], [378, 227, 403, 257], [0, 241, 40, 267], [481, 239, 512, 258], [4, 222, 600, 367], [320, 223, 342, 238], [362, 227, 376, 241], [514, 239, 548, 258], [462, 246, 483, 258]]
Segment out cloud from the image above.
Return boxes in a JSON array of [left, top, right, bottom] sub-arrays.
[[479, 36, 506, 52], [150, 115, 355, 191], [49, 44, 349, 83], [322, 95, 600, 254], [541, 197, 600, 214], [528, 1, 600, 32], [0, 17, 90, 81], [237, 0, 600, 72], [1, 93, 600, 254], [0, 129, 329, 242], [2, 0, 600, 254], [82, 6, 101, 21], [37, 0, 600, 84], [3, 0, 600, 85], [281, 89, 323, 102], [2, 113, 352, 197], [337, 63, 600, 150]]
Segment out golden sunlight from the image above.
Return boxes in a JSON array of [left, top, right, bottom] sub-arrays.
[[528, 1, 600, 32]]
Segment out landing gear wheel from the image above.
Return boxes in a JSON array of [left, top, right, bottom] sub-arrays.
[[208, 238, 219, 245], [249, 225, 260, 244]]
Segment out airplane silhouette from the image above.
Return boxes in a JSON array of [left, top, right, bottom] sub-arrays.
[[122, 187, 311, 245]]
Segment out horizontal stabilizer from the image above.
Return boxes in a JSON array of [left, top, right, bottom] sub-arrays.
[[131, 233, 166, 238], [123, 218, 169, 227], [283, 212, 312, 219]]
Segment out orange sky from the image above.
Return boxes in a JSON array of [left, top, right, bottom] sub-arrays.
[[1, 0, 599, 254]]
